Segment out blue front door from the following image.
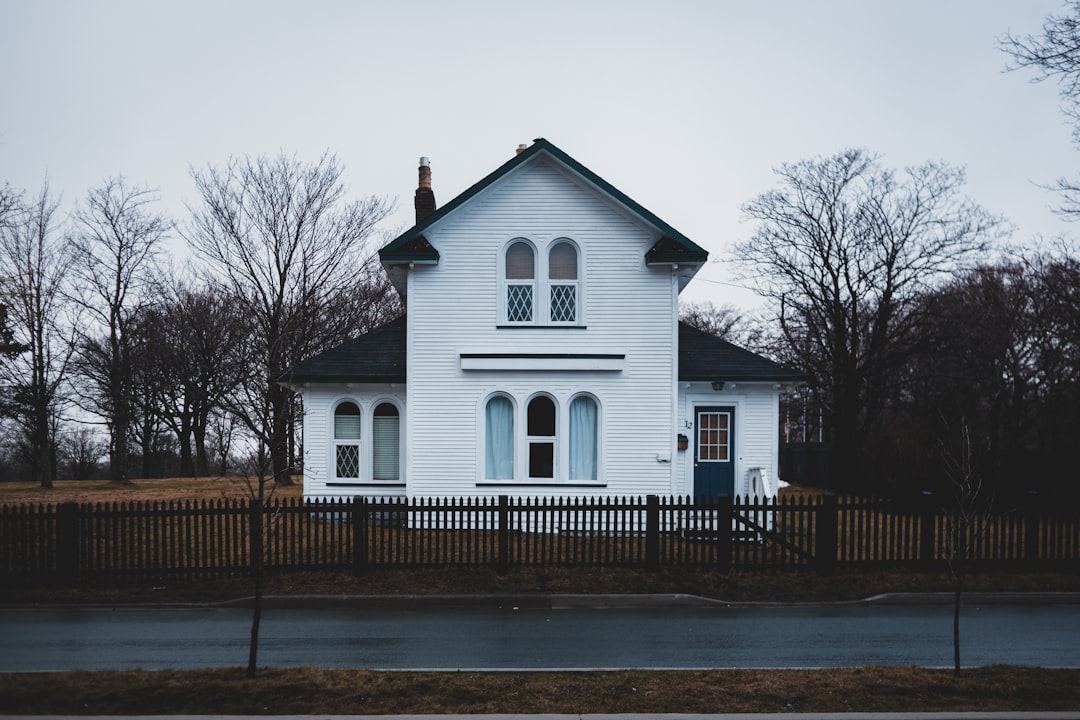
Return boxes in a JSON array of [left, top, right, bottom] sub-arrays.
[[693, 406, 735, 501]]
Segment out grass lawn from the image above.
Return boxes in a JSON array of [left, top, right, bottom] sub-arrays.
[[1, 476, 1078, 714]]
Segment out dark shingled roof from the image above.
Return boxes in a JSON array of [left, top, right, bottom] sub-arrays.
[[277, 316, 406, 385], [279, 316, 805, 386], [678, 322, 806, 383]]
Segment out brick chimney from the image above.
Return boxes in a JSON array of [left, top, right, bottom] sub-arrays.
[[414, 157, 436, 224]]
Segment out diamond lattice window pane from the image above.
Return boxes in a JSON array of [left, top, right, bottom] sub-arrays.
[[336, 445, 360, 478], [507, 284, 533, 322], [550, 284, 576, 322]]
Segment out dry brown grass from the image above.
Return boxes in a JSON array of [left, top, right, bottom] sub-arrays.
[[1, 666, 1078, 715], [0, 477, 304, 505]]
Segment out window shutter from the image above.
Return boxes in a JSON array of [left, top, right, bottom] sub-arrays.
[[334, 404, 361, 440], [372, 415, 400, 481]]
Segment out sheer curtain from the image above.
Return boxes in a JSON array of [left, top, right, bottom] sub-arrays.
[[485, 396, 514, 480], [569, 396, 597, 481]]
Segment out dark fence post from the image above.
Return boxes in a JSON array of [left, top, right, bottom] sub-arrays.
[[249, 497, 263, 580], [497, 495, 510, 575], [716, 494, 733, 571], [645, 495, 660, 570], [57, 501, 79, 585], [352, 497, 368, 576], [920, 492, 937, 569], [816, 492, 838, 575]]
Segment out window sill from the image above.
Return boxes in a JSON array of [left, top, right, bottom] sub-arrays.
[[327, 481, 406, 488], [496, 324, 587, 329], [476, 480, 607, 488]]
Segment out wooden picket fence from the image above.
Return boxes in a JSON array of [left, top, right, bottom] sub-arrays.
[[1, 494, 1078, 584]]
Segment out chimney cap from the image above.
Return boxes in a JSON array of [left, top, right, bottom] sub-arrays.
[[419, 157, 430, 167]]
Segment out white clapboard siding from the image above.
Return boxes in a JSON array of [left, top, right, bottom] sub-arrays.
[[301, 386, 407, 499], [405, 156, 678, 497], [676, 383, 782, 499]]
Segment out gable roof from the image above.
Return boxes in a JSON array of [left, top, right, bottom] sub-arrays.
[[279, 316, 804, 386], [277, 316, 406, 386], [378, 138, 709, 268], [678, 322, 806, 383]]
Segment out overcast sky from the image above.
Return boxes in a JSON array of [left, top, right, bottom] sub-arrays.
[[1, 0, 1075, 309]]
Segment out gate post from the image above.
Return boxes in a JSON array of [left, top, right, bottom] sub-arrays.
[[497, 495, 510, 575], [816, 492, 838, 575], [352, 497, 368, 576], [716, 494, 732, 571], [57, 502, 79, 585], [645, 495, 660, 570]]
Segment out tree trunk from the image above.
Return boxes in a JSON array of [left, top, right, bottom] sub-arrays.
[[270, 384, 293, 486], [177, 413, 194, 477], [953, 573, 962, 676], [246, 496, 263, 677]]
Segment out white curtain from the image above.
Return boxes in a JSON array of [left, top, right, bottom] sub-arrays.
[[485, 396, 514, 480], [569, 396, 597, 480]]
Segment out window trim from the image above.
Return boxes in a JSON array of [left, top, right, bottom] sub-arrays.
[[371, 400, 403, 483], [498, 237, 584, 327], [526, 393, 558, 481], [326, 397, 406, 487], [332, 400, 362, 481], [500, 238, 537, 325], [478, 390, 605, 486], [547, 239, 581, 325]]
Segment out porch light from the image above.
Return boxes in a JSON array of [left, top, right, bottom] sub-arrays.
[[711, 381, 724, 391]]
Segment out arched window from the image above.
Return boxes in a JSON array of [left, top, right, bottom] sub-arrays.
[[372, 403, 400, 481], [568, 395, 598, 481], [527, 395, 556, 479], [504, 241, 535, 322], [333, 402, 361, 478], [485, 395, 515, 480], [548, 241, 578, 323]]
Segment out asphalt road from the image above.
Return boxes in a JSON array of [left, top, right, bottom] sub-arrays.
[[2, 600, 1079, 671]]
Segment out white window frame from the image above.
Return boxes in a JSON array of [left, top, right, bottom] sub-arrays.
[[500, 239, 537, 325], [332, 400, 362, 480], [498, 237, 584, 327], [484, 393, 517, 481], [479, 391, 603, 485], [371, 400, 403, 483], [566, 392, 600, 481], [526, 393, 558, 481], [327, 397, 405, 486], [547, 239, 581, 325]]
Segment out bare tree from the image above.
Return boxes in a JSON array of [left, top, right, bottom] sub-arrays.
[[1002, 2, 1080, 216], [679, 300, 742, 339], [133, 282, 248, 477], [57, 425, 107, 481], [938, 417, 993, 676], [185, 151, 395, 489], [68, 178, 170, 482], [0, 181, 75, 487], [733, 149, 1004, 487]]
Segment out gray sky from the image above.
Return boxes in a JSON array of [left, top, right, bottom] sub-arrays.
[[1, 0, 1074, 309]]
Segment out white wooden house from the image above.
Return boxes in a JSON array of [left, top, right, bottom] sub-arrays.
[[280, 139, 804, 502]]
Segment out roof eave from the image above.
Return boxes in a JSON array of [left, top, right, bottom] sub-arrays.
[[379, 139, 709, 261]]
